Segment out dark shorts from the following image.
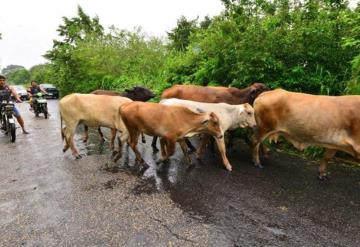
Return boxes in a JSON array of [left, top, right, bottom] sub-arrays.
[[13, 106, 20, 118]]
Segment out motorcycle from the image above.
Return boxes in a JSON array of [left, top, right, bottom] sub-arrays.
[[33, 92, 48, 118], [0, 90, 16, 142]]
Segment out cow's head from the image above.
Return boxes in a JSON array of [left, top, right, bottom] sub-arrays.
[[248, 82, 269, 105], [124, 86, 155, 102], [202, 112, 223, 139], [239, 103, 257, 128]]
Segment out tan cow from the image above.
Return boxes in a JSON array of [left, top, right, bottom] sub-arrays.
[[119, 102, 223, 165], [160, 98, 256, 171], [60, 93, 131, 158], [252, 89, 360, 179]]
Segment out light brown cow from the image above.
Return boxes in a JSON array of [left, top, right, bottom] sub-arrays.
[[252, 89, 360, 179], [160, 98, 256, 171], [82, 87, 155, 145], [60, 94, 131, 158], [119, 102, 223, 165]]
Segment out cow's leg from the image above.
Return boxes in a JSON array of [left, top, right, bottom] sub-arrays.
[[110, 128, 116, 150], [185, 138, 196, 153], [98, 127, 105, 142], [83, 125, 89, 143], [196, 134, 210, 159], [128, 130, 144, 164], [64, 124, 81, 159], [70, 136, 81, 159], [179, 139, 192, 165], [63, 137, 70, 153], [318, 148, 337, 180], [156, 138, 168, 164], [157, 138, 176, 164], [152, 136, 159, 152], [141, 133, 146, 143], [215, 137, 232, 171], [62, 121, 81, 158], [160, 138, 167, 158], [113, 130, 128, 163], [62, 126, 70, 152], [252, 128, 274, 168], [164, 139, 176, 159]]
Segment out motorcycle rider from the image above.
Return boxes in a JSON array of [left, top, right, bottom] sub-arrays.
[[28, 80, 47, 111], [0, 75, 29, 134]]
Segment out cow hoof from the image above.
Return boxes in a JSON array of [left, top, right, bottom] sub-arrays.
[[142, 139, 146, 144], [113, 153, 122, 163], [75, 154, 82, 159], [318, 175, 329, 181], [139, 162, 150, 173], [225, 165, 232, 171], [254, 162, 263, 169], [111, 150, 118, 158], [152, 147, 159, 153], [156, 158, 169, 164]]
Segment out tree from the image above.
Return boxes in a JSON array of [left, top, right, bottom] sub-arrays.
[[29, 64, 54, 83], [44, 5, 104, 95], [1, 65, 25, 76], [6, 68, 30, 84], [167, 16, 198, 52]]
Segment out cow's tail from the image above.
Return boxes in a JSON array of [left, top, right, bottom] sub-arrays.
[[60, 113, 65, 141]]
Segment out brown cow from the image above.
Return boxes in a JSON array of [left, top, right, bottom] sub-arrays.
[[119, 102, 223, 166], [83, 87, 155, 146], [252, 89, 360, 179], [161, 82, 268, 105]]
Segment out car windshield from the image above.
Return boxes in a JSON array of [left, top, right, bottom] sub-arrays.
[[41, 84, 55, 88], [13, 85, 26, 91]]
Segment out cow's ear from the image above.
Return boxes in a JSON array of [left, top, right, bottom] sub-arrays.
[[210, 112, 219, 123], [250, 87, 258, 98], [202, 114, 210, 124], [202, 119, 209, 124]]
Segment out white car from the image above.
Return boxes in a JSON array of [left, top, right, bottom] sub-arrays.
[[12, 85, 29, 101]]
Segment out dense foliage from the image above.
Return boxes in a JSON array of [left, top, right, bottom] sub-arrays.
[[2, 2, 359, 97]]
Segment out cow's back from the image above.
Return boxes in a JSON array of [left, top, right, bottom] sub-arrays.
[[91, 89, 123, 96], [60, 94, 131, 128], [120, 102, 202, 137], [161, 85, 232, 103], [254, 89, 360, 146]]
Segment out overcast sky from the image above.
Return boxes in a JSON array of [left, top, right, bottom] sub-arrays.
[[0, 0, 224, 70]]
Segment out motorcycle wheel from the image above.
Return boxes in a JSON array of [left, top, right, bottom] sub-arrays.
[[9, 122, 16, 142]]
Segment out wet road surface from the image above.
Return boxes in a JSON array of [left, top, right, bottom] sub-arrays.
[[1, 100, 360, 246]]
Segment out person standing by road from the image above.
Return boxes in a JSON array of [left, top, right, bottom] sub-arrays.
[[0, 75, 29, 134]]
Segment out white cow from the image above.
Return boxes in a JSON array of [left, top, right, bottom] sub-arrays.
[[160, 98, 256, 171], [60, 94, 131, 158]]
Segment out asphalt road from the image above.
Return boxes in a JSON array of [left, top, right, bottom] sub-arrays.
[[0, 100, 359, 246]]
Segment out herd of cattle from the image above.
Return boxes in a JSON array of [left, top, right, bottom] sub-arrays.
[[59, 83, 360, 180]]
